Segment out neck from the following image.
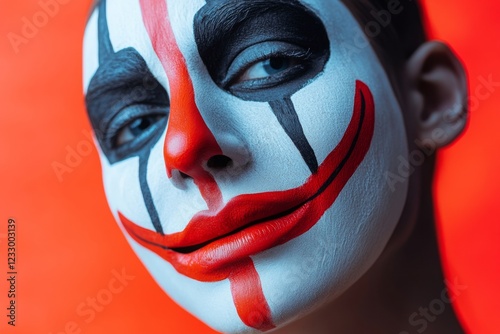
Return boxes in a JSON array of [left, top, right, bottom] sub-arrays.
[[271, 164, 464, 334]]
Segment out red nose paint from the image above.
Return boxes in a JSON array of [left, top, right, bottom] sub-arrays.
[[139, 0, 222, 211]]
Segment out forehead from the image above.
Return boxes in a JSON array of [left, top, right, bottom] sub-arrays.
[[83, 0, 358, 90]]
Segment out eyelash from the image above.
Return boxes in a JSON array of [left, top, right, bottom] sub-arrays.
[[251, 49, 313, 67], [223, 48, 314, 88], [105, 104, 168, 152]]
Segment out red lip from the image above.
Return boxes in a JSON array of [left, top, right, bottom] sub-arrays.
[[119, 80, 374, 282]]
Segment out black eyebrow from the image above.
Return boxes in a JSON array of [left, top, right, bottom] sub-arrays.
[[195, 0, 314, 43], [86, 0, 147, 105], [86, 48, 152, 104], [85, 47, 169, 162], [85, 48, 156, 125]]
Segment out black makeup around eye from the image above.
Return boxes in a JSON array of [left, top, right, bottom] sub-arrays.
[[85, 47, 169, 164], [194, 0, 330, 102]]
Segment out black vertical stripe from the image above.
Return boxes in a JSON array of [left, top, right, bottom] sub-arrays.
[[139, 152, 164, 235], [97, 0, 114, 64], [94, 1, 163, 234], [269, 98, 318, 174]]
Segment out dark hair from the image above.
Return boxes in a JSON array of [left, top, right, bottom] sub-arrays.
[[335, 0, 427, 96], [341, 0, 427, 65]]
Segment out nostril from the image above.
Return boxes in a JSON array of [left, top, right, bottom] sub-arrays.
[[179, 171, 191, 179], [207, 155, 232, 170]]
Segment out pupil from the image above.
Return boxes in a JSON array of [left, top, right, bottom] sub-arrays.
[[266, 57, 289, 72], [130, 118, 151, 136]]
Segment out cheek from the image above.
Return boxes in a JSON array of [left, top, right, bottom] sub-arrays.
[[253, 145, 408, 326], [100, 154, 150, 226], [290, 69, 355, 166]]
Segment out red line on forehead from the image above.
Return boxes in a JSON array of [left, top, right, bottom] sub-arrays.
[[138, 0, 187, 92]]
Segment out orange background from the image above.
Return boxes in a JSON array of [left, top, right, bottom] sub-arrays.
[[0, 1, 499, 333]]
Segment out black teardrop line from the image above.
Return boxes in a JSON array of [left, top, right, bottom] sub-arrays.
[[269, 97, 319, 174], [97, 0, 114, 64], [139, 152, 165, 235]]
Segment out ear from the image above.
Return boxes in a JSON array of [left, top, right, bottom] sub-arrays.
[[405, 41, 468, 147]]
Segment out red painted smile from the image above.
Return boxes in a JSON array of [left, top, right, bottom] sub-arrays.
[[119, 80, 374, 282]]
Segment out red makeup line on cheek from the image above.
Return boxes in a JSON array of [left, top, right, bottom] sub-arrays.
[[139, 0, 222, 211], [138, 0, 274, 330]]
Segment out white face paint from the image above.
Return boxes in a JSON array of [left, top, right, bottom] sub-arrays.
[[83, 0, 409, 332]]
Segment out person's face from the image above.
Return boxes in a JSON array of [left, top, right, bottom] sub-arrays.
[[83, 0, 409, 332]]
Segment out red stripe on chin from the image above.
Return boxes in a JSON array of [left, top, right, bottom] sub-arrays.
[[229, 258, 276, 331]]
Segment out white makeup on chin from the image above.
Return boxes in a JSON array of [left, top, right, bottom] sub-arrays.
[[83, 0, 409, 332]]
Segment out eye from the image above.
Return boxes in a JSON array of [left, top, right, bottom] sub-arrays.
[[116, 114, 164, 147], [237, 57, 299, 82], [104, 104, 169, 156], [222, 41, 316, 94]]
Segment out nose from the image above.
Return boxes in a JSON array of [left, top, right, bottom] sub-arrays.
[[140, 0, 240, 211], [164, 88, 253, 194], [163, 98, 224, 179], [164, 78, 225, 179]]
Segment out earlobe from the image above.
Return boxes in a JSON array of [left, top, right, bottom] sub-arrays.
[[405, 41, 469, 147]]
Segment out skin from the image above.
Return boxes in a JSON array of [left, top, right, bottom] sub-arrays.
[[83, 0, 468, 333]]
